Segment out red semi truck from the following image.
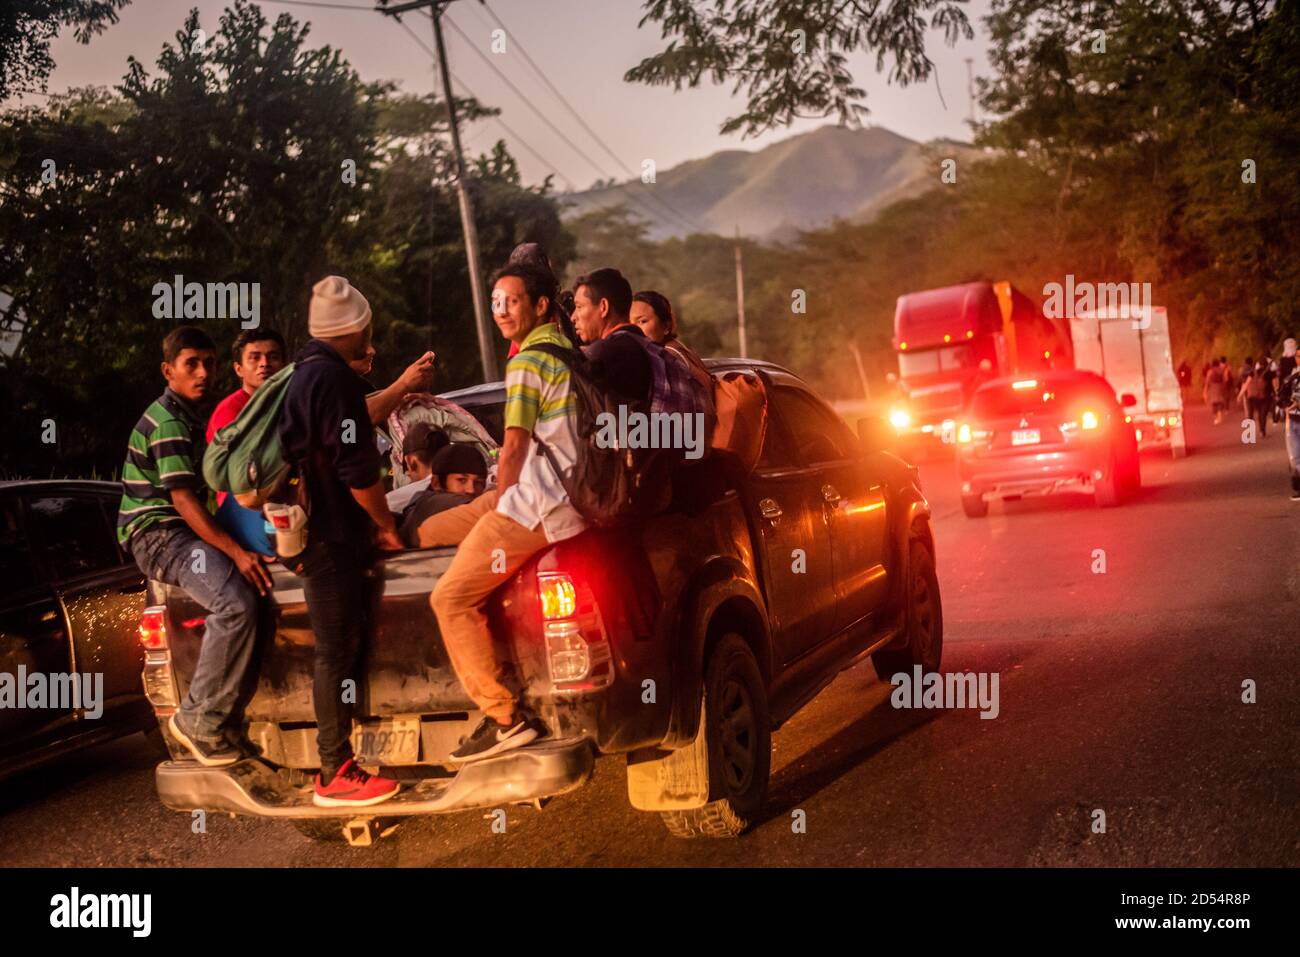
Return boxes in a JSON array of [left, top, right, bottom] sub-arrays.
[[888, 281, 1073, 446]]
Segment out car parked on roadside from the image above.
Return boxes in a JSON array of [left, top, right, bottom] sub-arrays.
[[142, 360, 944, 843], [955, 370, 1141, 516], [1, 480, 160, 780]]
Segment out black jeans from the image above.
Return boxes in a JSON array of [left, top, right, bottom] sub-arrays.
[[300, 538, 373, 773]]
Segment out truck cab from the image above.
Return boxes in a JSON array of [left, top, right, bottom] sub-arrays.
[[891, 281, 1072, 446]]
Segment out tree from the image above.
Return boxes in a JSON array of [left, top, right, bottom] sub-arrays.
[[0, 0, 131, 102], [627, 0, 973, 136], [0, 0, 575, 476]]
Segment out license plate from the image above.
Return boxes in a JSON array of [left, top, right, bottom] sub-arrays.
[[351, 715, 420, 766], [1011, 429, 1040, 446]]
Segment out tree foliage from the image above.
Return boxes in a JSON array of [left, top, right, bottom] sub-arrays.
[[0, 1, 570, 477], [628, 0, 973, 136], [0, 0, 131, 102]]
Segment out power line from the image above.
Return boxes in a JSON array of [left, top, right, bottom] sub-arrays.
[[257, 0, 375, 10], [437, 10, 700, 235], [390, 16, 574, 190], [477, 0, 708, 235]]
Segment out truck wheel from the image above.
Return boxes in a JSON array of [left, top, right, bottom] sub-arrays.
[[961, 493, 988, 518], [872, 538, 944, 681], [659, 634, 770, 838]]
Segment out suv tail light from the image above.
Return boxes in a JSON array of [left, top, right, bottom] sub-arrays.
[[538, 574, 577, 620], [139, 605, 178, 708], [537, 572, 612, 692]]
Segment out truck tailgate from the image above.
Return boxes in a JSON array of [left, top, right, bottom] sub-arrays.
[[156, 547, 477, 724]]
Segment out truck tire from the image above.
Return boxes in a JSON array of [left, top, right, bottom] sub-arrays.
[[659, 634, 770, 838], [961, 493, 988, 518], [872, 538, 944, 681]]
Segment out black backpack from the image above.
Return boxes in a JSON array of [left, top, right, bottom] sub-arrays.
[[525, 341, 675, 528]]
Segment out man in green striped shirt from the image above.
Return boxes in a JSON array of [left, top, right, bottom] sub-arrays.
[[118, 326, 269, 768]]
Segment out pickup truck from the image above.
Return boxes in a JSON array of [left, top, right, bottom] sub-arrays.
[[140, 359, 942, 842]]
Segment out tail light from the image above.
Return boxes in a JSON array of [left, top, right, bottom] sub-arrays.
[[1011, 379, 1038, 391], [957, 423, 972, 443], [1081, 410, 1100, 430], [138, 606, 178, 708], [139, 606, 168, 649], [537, 573, 612, 692], [538, 575, 576, 620]]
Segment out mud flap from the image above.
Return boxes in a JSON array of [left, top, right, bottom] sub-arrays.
[[625, 699, 709, 811]]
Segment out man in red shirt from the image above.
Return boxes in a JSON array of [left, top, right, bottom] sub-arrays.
[[207, 328, 287, 555]]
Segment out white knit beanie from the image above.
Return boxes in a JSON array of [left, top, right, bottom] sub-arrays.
[[309, 275, 372, 337]]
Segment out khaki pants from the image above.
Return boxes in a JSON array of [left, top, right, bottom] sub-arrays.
[[426, 488, 549, 723], [415, 487, 500, 548]]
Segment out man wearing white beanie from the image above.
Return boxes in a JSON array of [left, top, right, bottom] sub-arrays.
[[278, 275, 406, 806]]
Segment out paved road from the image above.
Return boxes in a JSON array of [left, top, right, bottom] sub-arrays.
[[3, 406, 1296, 866]]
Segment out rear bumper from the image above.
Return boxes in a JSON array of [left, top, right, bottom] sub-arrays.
[[958, 446, 1108, 496], [155, 739, 595, 819]]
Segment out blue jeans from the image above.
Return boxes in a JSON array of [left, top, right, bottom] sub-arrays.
[[129, 523, 260, 742], [1287, 417, 1300, 493]]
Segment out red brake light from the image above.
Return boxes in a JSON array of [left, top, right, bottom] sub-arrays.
[[538, 573, 577, 621], [139, 606, 168, 649], [1011, 379, 1038, 391], [1081, 410, 1100, 430]]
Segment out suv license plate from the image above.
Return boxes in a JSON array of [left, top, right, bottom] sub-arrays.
[[1011, 429, 1041, 446], [351, 715, 420, 766]]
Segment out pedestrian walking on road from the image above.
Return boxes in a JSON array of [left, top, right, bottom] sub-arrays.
[[1239, 361, 1270, 438], [1204, 359, 1229, 425]]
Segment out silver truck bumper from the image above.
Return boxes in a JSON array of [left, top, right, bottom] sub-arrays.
[[155, 740, 595, 819]]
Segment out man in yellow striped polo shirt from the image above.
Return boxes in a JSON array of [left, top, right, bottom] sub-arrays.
[[418, 262, 583, 763]]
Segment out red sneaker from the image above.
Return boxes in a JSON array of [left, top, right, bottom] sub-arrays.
[[312, 758, 399, 808]]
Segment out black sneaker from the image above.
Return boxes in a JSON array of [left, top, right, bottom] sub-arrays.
[[168, 713, 241, 767], [448, 712, 548, 764]]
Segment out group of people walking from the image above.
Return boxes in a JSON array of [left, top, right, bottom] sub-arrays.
[[1198, 339, 1300, 499]]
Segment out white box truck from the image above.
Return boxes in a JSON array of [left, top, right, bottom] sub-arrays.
[[1070, 305, 1186, 457]]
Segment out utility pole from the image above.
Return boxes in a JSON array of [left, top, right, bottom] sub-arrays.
[[965, 57, 976, 124], [379, 0, 497, 382], [734, 226, 748, 359]]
